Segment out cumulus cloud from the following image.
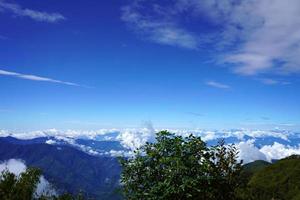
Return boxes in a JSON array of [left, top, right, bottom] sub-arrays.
[[260, 142, 300, 162], [0, 159, 27, 176], [205, 81, 231, 89], [237, 140, 268, 163], [0, 0, 65, 23], [122, 0, 300, 75], [0, 159, 56, 196], [117, 121, 156, 150], [0, 69, 81, 87], [237, 140, 300, 163]]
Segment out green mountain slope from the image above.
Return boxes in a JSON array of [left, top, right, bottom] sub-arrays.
[[243, 160, 271, 173], [0, 138, 122, 199], [239, 155, 300, 200]]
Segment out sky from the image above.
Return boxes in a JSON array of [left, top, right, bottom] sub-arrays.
[[0, 0, 299, 131]]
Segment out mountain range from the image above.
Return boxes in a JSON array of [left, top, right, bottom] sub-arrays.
[[0, 137, 122, 199], [1, 132, 300, 199]]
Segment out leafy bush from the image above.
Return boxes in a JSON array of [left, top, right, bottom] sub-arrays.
[[0, 167, 41, 200], [120, 131, 242, 200], [0, 168, 85, 200]]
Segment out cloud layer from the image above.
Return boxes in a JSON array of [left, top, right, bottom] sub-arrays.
[[122, 0, 300, 76], [1, 127, 300, 163], [0, 0, 65, 23]]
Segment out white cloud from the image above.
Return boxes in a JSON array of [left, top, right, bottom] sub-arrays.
[[45, 139, 56, 145], [0, 69, 81, 87], [200, 131, 217, 142], [116, 121, 155, 150], [0, 128, 294, 144], [260, 142, 300, 162], [1, 127, 300, 161], [122, 0, 300, 76], [258, 78, 291, 85], [237, 140, 267, 164], [0, 0, 65, 23], [121, 2, 198, 49], [193, 0, 300, 75], [205, 81, 231, 89], [243, 129, 290, 141], [0, 159, 27, 176], [224, 0, 300, 75], [237, 138, 300, 163], [259, 78, 279, 85], [35, 176, 57, 197], [106, 150, 134, 157]]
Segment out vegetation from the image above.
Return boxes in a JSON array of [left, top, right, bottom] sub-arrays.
[[120, 130, 243, 200], [0, 168, 42, 200], [0, 168, 85, 200], [236, 160, 271, 190], [0, 138, 121, 199], [238, 155, 300, 200], [120, 131, 300, 200], [1, 132, 300, 200]]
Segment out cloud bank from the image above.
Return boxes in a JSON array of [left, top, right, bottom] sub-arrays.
[[117, 121, 155, 150], [1, 127, 300, 163], [0, 0, 65, 23], [237, 140, 268, 163]]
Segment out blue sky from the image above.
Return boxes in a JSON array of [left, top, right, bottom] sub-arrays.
[[0, 0, 299, 131]]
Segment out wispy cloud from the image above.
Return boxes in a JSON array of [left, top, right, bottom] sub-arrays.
[[121, 2, 198, 49], [0, 0, 65, 23], [185, 112, 204, 117], [0, 34, 7, 40], [0, 109, 11, 112], [259, 78, 279, 85], [261, 116, 271, 121], [122, 0, 300, 76], [0, 69, 80, 87], [205, 81, 231, 89], [258, 78, 291, 85], [222, 0, 300, 75]]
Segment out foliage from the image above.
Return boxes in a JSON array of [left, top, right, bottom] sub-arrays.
[[236, 160, 271, 190], [46, 192, 85, 200], [2, 134, 300, 200], [0, 167, 42, 200], [237, 155, 300, 200], [0, 168, 88, 200], [120, 130, 242, 200]]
